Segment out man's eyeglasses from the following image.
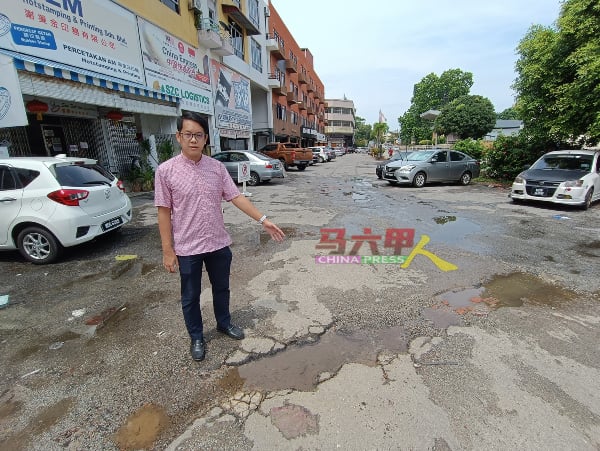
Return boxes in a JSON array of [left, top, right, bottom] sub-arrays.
[[180, 132, 206, 141]]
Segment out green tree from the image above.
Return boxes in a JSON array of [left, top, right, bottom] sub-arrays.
[[436, 95, 496, 140], [399, 69, 473, 144], [497, 107, 520, 120], [371, 122, 389, 157], [513, 0, 600, 146], [453, 138, 486, 161], [354, 116, 372, 147]]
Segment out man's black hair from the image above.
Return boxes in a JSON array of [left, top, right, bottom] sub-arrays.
[[177, 111, 208, 133], [177, 111, 209, 144]]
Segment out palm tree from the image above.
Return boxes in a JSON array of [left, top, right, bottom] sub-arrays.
[[371, 122, 389, 158]]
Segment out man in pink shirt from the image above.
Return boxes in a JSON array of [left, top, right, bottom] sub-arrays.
[[155, 111, 285, 362]]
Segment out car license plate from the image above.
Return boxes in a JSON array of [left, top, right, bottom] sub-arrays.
[[101, 216, 122, 231], [534, 188, 546, 196]]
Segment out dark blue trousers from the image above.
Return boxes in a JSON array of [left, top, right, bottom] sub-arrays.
[[177, 246, 232, 340]]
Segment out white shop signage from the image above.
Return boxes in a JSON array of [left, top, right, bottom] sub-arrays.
[[0, 0, 144, 84], [138, 18, 213, 114], [0, 53, 27, 127]]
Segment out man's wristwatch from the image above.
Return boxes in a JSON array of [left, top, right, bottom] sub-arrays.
[[258, 214, 267, 224]]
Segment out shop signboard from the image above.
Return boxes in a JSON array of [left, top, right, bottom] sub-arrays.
[[0, 0, 144, 84], [211, 60, 252, 138], [138, 18, 212, 114], [0, 53, 27, 127]]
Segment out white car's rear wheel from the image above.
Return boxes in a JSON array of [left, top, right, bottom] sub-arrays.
[[17, 226, 62, 264]]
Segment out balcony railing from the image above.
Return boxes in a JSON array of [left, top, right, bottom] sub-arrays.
[[266, 33, 285, 60], [267, 73, 280, 88], [196, 18, 222, 49], [213, 29, 234, 56]]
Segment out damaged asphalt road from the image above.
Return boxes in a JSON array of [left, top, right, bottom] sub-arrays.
[[1, 154, 599, 450]]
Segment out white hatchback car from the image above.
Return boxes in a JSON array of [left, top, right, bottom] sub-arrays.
[[0, 156, 132, 264], [510, 149, 600, 210]]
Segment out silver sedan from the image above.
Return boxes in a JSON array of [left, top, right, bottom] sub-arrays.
[[212, 150, 285, 186], [382, 149, 480, 187]]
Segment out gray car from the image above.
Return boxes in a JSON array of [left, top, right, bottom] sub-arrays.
[[212, 150, 285, 186], [382, 149, 480, 187]]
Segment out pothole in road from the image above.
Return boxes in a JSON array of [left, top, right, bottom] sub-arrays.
[[236, 327, 407, 391], [114, 403, 170, 451], [433, 215, 456, 224], [422, 272, 579, 328]]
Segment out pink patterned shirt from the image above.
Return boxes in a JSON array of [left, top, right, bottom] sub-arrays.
[[154, 154, 240, 256]]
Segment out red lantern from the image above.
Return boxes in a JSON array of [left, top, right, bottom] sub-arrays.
[[106, 110, 124, 121], [26, 100, 49, 120]]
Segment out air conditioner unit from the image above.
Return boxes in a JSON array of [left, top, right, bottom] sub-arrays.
[[189, 0, 202, 13], [264, 6, 270, 17]]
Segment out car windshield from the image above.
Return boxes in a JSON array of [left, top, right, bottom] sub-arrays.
[[406, 151, 435, 161], [531, 154, 593, 171], [391, 152, 412, 161]]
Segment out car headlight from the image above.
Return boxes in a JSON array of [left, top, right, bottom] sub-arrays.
[[399, 165, 416, 172], [563, 179, 584, 187], [514, 175, 524, 184]]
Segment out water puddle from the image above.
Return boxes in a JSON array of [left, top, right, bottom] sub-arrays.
[[422, 272, 578, 328], [237, 327, 407, 391], [114, 403, 170, 451], [483, 272, 577, 307]]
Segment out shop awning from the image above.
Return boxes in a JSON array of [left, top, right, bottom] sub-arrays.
[[0, 49, 178, 104]]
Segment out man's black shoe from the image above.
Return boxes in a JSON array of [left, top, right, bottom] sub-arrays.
[[217, 324, 245, 340], [190, 339, 206, 361]]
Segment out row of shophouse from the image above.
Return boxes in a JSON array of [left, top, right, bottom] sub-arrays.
[[0, 0, 355, 177]]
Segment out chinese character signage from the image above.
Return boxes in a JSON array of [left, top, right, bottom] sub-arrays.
[[0, 53, 27, 127], [211, 59, 252, 138], [0, 0, 144, 84], [138, 17, 212, 114]]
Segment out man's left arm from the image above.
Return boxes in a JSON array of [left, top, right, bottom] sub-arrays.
[[230, 195, 285, 242]]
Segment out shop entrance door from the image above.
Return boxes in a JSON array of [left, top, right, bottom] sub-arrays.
[[40, 124, 67, 156]]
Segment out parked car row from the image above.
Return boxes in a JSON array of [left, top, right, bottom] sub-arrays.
[[376, 147, 600, 210]]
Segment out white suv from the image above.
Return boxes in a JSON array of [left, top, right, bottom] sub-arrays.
[[0, 156, 132, 264], [309, 146, 329, 163]]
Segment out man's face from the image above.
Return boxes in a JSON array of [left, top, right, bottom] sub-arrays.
[[176, 119, 207, 161]]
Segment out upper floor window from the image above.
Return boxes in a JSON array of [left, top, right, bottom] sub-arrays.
[[250, 39, 262, 72], [229, 19, 244, 59], [159, 0, 179, 13], [248, 0, 260, 29]]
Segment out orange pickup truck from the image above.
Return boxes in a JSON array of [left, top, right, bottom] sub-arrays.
[[258, 143, 312, 171]]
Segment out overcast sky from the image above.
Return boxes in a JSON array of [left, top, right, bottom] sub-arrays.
[[269, 0, 562, 127]]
